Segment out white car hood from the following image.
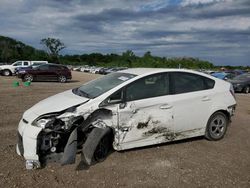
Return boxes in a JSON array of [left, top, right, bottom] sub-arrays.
[[23, 89, 89, 120]]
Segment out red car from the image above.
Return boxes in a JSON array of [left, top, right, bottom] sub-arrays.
[[17, 63, 72, 83]]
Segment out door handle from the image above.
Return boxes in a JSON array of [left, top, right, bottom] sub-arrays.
[[160, 104, 172, 109], [202, 96, 211, 101]]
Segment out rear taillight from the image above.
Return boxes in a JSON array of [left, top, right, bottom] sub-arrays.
[[230, 84, 236, 100]]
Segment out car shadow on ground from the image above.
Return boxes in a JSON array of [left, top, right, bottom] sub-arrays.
[[76, 136, 204, 170], [19, 80, 80, 83]]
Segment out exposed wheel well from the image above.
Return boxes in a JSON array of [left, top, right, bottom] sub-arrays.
[[219, 110, 230, 121], [211, 110, 230, 122]]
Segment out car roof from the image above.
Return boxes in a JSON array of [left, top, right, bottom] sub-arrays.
[[119, 68, 204, 76], [38, 63, 66, 67]]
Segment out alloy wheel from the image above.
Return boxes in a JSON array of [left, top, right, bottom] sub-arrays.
[[24, 74, 33, 82], [209, 114, 227, 139], [3, 70, 11, 76], [58, 75, 66, 83]]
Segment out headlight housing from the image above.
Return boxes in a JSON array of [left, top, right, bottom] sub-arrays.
[[35, 118, 55, 129], [32, 114, 83, 130], [31, 105, 83, 130], [31, 113, 59, 129]]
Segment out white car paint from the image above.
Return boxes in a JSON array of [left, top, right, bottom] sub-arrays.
[[16, 68, 236, 169]]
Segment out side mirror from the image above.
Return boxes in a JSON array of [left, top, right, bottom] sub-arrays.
[[107, 98, 126, 109], [108, 98, 122, 104]]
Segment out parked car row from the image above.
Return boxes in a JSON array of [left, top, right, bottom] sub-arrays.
[[204, 70, 250, 94], [73, 65, 128, 75]]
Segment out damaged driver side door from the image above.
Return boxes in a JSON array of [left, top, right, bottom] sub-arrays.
[[117, 73, 174, 150]]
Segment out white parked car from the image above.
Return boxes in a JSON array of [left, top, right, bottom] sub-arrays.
[[90, 67, 103, 74], [80, 66, 90, 72], [17, 68, 236, 169]]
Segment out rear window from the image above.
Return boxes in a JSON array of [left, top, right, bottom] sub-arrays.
[[171, 72, 215, 94], [204, 77, 215, 89]]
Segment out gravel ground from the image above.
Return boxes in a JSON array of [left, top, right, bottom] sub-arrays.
[[0, 71, 249, 188]]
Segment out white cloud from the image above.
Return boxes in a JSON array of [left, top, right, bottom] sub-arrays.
[[181, 0, 228, 6], [0, 0, 249, 65]]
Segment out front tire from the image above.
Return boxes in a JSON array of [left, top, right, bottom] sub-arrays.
[[23, 74, 33, 82], [205, 112, 229, 141], [3, 69, 12, 76], [93, 132, 113, 162], [58, 75, 67, 83]]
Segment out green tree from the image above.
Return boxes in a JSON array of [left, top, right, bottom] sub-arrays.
[[40, 38, 65, 63], [1, 40, 12, 62], [122, 50, 135, 67]]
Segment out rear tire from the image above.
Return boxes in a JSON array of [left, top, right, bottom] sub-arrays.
[[243, 86, 250, 94], [205, 112, 229, 141], [58, 75, 67, 83], [3, 69, 12, 76]]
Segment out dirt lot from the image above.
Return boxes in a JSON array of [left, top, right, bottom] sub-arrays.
[[0, 71, 250, 188]]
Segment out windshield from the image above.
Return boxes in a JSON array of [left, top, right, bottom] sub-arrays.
[[233, 73, 250, 80], [73, 72, 137, 98]]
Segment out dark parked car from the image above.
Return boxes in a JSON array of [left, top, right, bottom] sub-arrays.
[[17, 63, 72, 83], [229, 73, 250, 93]]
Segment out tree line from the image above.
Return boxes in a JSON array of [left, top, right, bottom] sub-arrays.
[[62, 50, 214, 69], [1, 35, 247, 70]]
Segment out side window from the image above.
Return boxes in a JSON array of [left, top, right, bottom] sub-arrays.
[[126, 73, 169, 101], [23, 62, 29, 66], [203, 77, 215, 89], [100, 90, 123, 107], [38, 65, 49, 70], [13, 62, 22, 66], [49, 65, 59, 70], [109, 90, 122, 101], [171, 72, 214, 94]]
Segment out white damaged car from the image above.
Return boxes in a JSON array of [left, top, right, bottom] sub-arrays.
[[17, 68, 236, 169]]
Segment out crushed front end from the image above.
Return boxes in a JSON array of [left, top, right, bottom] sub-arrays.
[[17, 108, 115, 170]]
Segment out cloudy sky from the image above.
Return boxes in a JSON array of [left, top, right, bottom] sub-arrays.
[[0, 0, 249, 66]]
